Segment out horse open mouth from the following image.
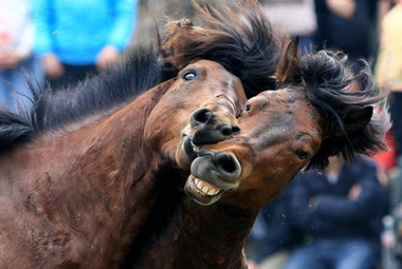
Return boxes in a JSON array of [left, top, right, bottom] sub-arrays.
[[184, 151, 241, 206], [182, 136, 198, 161], [185, 175, 224, 205], [177, 131, 201, 169]]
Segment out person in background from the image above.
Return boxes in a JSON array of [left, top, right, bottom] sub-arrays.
[[246, 185, 300, 269], [375, 4, 402, 268], [283, 155, 389, 269], [375, 0, 402, 161], [259, 0, 317, 54], [313, 0, 379, 70], [32, 0, 136, 90], [0, 0, 43, 113]]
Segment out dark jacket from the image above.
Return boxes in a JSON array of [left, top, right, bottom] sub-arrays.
[[314, 0, 378, 61], [288, 157, 388, 243], [247, 185, 301, 263]]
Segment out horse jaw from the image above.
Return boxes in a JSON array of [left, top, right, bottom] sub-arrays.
[[184, 151, 242, 206]]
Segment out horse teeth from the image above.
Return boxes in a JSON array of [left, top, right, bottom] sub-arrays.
[[193, 178, 220, 196], [206, 189, 219, 195], [191, 141, 199, 153], [195, 180, 203, 190]]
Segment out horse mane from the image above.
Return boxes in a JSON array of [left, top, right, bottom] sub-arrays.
[[161, 0, 284, 98], [295, 50, 391, 170], [0, 45, 169, 150], [0, 0, 284, 150]]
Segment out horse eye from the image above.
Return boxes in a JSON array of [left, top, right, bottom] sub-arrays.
[[296, 150, 310, 160], [182, 70, 198, 81], [245, 103, 251, 112]]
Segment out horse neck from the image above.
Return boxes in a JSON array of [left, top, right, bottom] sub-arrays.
[[176, 199, 258, 268], [133, 195, 258, 269], [22, 80, 175, 268], [76, 80, 172, 188], [71, 80, 176, 264]]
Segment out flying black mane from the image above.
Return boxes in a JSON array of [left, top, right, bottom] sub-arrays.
[[0, 0, 284, 150], [161, 0, 284, 98], [294, 50, 391, 169], [0, 45, 168, 150], [33, 46, 167, 131]]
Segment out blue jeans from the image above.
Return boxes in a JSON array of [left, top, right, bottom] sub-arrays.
[[284, 238, 379, 269], [0, 56, 43, 114]]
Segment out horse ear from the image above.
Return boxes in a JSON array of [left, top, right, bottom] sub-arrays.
[[336, 106, 373, 136], [275, 37, 300, 82]]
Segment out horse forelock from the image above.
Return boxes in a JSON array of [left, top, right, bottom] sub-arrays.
[[297, 50, 391, 170], [164, 0, 284, 98], [0, 46, 169, 151]]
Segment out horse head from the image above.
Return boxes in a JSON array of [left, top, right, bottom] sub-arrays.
[[183, 39, 391, 209], [0, 48, 249, 269], [143, 59, 246, 170]]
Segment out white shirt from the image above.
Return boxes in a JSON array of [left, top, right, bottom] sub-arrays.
[[0, 0, 33, 58]]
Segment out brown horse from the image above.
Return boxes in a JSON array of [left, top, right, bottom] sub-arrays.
[[126, 40, 391, 269], [0, 1, 284, 268], [0, 45, 247, 268]]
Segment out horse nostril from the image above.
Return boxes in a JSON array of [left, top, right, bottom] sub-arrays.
[[221, 125, 241, 136], [231, 125, 240, 134], [213, 152, 240, 176], [190, 108, 213, 126]]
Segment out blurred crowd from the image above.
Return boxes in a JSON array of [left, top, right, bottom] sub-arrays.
[[0, 0, 136, 114], [1, 0, 402, 268], [245, 1, 402, 269]]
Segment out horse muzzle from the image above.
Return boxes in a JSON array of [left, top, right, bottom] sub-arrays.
[[184, 150, 241, 205]]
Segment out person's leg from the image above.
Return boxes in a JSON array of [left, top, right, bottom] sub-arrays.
[[333, 239, 379, 269], [0, 70, 18, 112], [283, 244, 328, 269], [47, 64, 97, 91], [8, 56, 43, 113], [67, 64, 98, 83]]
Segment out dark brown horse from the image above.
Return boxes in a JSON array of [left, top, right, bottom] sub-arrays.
[[0, 47, 248, 268], [0, 1, 284, 268], [126, 40, 391, 269]]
